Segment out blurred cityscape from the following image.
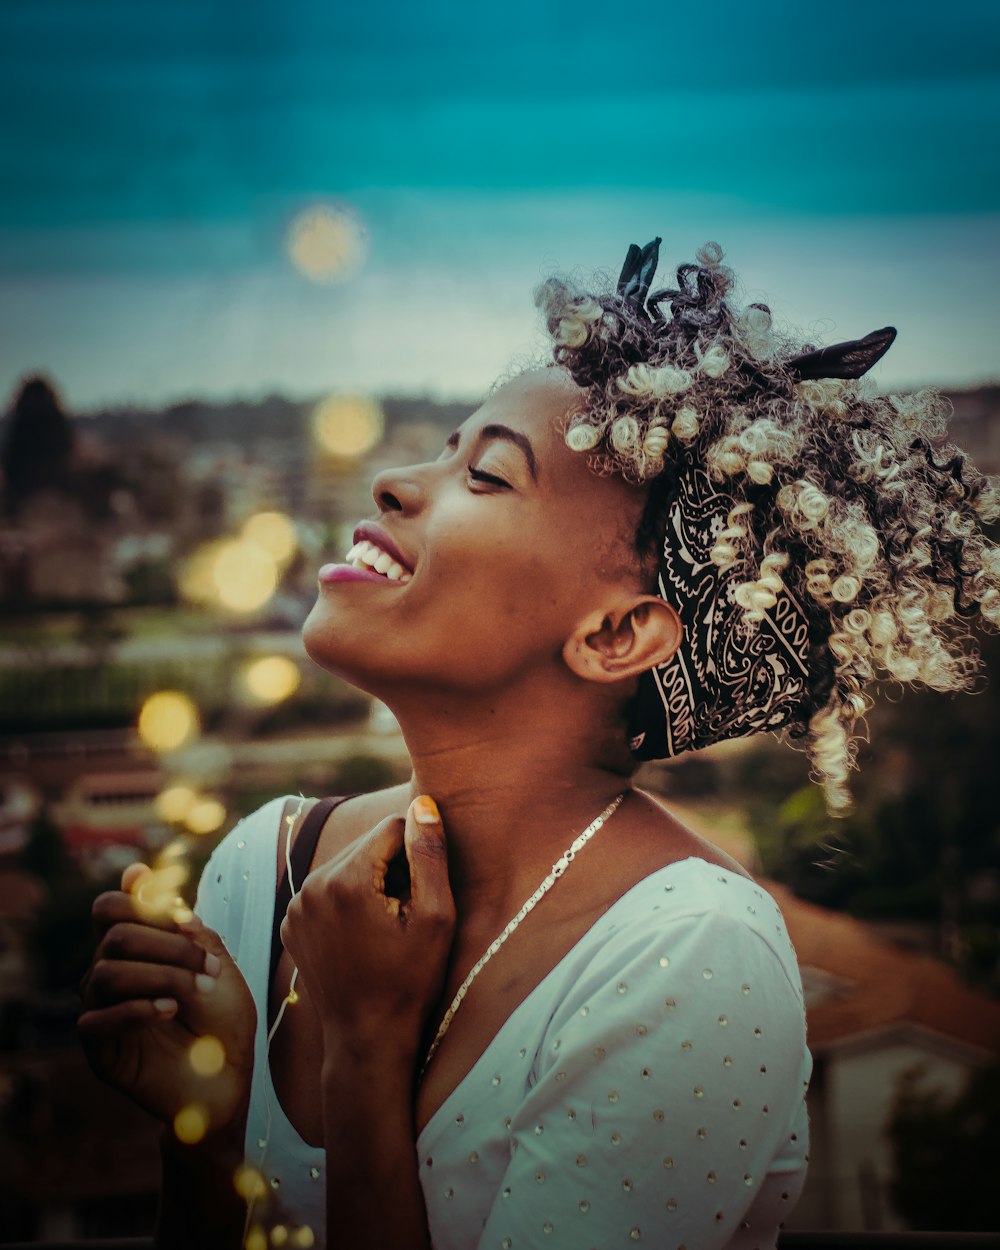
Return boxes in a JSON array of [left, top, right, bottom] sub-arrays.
[[1, 375, 999, 1240]]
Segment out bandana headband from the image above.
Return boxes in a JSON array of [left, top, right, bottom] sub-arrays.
[[608, 241, 897, 760]]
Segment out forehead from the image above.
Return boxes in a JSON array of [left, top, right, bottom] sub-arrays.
[[463, 369, 595, 486]]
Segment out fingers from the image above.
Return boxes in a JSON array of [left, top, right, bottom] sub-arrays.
[[91, 884, 185, 943], [78, 997, 179, 1041], [85, 956, 219, 1010], [95, 922, 211, 974], [404, 796, 455, 926]]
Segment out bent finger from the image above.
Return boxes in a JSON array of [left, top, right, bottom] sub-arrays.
[[97, 922, 211, 972], [86, 958, 217, 1008], [92, 889, 188, 941], [78, 997, 177, 1040]]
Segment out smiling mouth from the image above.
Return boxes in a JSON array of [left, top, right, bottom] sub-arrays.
[[344, 539, 413, 583]]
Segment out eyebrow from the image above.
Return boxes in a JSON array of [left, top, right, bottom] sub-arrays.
[[446, 423, 539, 482]]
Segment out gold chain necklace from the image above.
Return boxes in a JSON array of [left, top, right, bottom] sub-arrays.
[[419, 791, 628, 1075]]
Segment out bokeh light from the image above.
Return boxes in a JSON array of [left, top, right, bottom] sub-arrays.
[[138, 691, 200, 752], [312, 394, 384, 459], [188, 1034, 226, 1077], [132, 861, 189, 921], [179, 537, 279, 613], [241, 511, 297, 565], [245, 1225, 267, 1250], [234, 1165, 268, 1200], [184, 797, 227, 835], [173, 1102, 209, 1144], [293, 1227, 315, 1248], [271, 1227, 289, 1247], [286, 204, 368, 284], [212, 538, 279, 612], [240, 655, 302, 705], [154, 784, 199, 824]]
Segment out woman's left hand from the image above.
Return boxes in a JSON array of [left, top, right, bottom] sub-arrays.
[[280, 794, 456, 1061]]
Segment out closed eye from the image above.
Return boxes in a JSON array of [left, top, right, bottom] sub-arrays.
[[468, 465, 511, 488]]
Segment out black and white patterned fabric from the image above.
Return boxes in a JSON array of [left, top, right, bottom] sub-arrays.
[[626, 443, 813, 760]]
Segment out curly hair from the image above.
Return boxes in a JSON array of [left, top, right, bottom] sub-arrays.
[[534, 242, 1000, 813]]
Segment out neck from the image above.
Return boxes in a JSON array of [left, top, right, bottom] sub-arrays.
[[390, 687, 632, 928]]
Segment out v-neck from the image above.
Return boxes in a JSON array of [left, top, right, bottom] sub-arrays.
[[251, 815, 717, 1159]]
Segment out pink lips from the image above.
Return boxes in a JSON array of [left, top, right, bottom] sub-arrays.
[[352, 521, 414, 574], [317, 564, 390, 585], [317, 521, 415, 587]]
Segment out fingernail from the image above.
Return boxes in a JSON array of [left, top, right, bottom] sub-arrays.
[[412, 795, 440, 824], [196, 974, 216, 995], [203, 952, 221, 977], [154, 998, 177, 1014], [177, 917, 201, 933]]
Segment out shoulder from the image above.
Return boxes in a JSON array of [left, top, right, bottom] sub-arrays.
[[547, 860, 805, 1041]]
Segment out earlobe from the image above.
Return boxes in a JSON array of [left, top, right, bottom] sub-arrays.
[[563, 596, 683, 684]]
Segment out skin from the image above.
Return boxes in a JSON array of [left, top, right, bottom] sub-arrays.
[[78, 367, 749, 1249]]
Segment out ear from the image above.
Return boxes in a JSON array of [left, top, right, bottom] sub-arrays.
[[562, 595, 683, 684]]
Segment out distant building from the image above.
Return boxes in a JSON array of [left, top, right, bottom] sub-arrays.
[[777, 883, 1000, 1232]]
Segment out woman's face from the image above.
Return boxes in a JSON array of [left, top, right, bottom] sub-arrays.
[[302, 369, 651, 702]]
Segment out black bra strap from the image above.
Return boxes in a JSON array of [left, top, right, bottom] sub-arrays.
[[269, 795, 353, 994]]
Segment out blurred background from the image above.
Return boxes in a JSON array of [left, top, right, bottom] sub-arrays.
[[1, 0, 998, 1241]]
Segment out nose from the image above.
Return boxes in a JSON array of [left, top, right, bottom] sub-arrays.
[[371, 463, 425, 515]]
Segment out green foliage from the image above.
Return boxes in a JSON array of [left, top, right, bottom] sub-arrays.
[[333, 753, 398, 795], [886, 1061, 1000, 1230]]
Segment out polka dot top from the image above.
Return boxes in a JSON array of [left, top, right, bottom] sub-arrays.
[[196, 797, 812, 1250]]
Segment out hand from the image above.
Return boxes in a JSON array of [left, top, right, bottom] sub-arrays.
[[78, 863, 256, 1133], [280, 795, 456, 1059]]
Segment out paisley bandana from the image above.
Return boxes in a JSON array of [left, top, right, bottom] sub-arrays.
[[625, 445, 814, 759], [598, 239, 896, 761]]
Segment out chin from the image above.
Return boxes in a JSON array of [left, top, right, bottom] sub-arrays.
[[301, 598, 398, 702]]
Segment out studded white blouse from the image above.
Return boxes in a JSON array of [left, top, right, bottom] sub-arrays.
[[195, 797, 811, 1250]]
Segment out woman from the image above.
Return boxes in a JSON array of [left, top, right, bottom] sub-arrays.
[[78, 239, 1000, 1250]]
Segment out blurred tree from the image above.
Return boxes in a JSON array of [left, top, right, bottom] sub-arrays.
[[19, 806, 68, 883], [1, 376, 74, 517], [747, 630, 1000, 989], [886, 1061, 1000, 1230]]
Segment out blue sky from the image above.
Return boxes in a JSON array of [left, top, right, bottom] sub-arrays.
[[1, 0, 998, 408]]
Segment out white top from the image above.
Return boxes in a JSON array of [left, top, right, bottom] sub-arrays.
[[195, 796, 812, 1250]]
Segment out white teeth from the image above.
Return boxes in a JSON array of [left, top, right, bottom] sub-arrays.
[[342, 537, 412, 582]]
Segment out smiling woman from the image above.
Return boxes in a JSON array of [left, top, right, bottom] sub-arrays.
[[77, 239, 1000, 1250]]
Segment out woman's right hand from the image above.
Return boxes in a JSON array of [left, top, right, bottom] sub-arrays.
[[77, 862, 257, 1134]]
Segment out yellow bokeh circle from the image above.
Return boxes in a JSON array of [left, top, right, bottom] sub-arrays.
[[312, 394, 384, 459], [287, 204, 368, 284], [132, 862, 189, 921], [245, 1225, 267, 1250], [212, 539, 278, 613], [184, 798, 227, 836], [173, 1102, 209, 1144], [189, 1035, 226, 1077], [241, 655, 302, 705], [234, 1165, 268, 1200], [154, 785, 199, 824], [138, 691, 200, 752], [241, 511, 297, 564]]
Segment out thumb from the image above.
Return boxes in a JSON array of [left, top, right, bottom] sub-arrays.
[[404, 796, 453, 921]]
